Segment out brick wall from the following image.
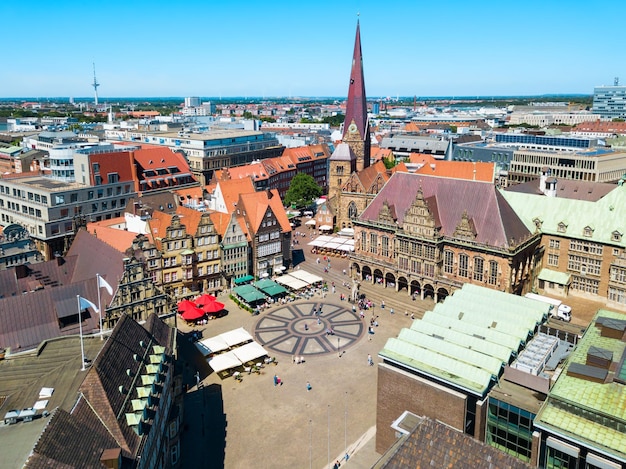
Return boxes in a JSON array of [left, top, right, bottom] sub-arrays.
[[376, 363, 467, 453]]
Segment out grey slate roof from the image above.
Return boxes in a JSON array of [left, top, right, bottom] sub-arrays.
[[329, 142, 356, 161], [360, 172, 532, 249]]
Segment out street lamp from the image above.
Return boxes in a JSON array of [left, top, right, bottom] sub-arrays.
[[344, 391, 348, 460], [327, 405, 330, 469], [337, 337, 340, 358]]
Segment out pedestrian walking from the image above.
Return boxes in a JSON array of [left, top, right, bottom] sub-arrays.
[[368, 354, 374, 366], [306, 381, 312, 392]]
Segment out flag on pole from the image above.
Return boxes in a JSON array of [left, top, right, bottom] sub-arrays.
[[79, 296, 99, 313], [97, 275, 114, 295]]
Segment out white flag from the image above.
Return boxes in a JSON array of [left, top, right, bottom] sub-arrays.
[[97, 275, 114, 295], [79, 296, 99, 313]]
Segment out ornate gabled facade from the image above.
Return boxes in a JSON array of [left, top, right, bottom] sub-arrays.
[[142, 210, 221, 300], [104, 251, 171, 331], [350, 172, 541, 301]]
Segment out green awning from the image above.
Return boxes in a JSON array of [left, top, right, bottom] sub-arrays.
[[254, 279, 288, 297], [538, 268, 571, 286], [233, 284, 267, 303], [234, 275, 254, 285]]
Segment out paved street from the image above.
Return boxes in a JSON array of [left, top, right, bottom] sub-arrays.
[[178, 244, 610, 469]]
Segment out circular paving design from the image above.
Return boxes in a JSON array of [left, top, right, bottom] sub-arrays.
[[254, 301, 364, 357]]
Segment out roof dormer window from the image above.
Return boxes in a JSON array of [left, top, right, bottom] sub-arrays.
[[583, 226, 594, 238], [557, 222, 567, 234], [612, 230, 622, 242]]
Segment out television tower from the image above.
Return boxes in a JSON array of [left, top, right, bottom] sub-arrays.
[[92, 63, 100, 107]]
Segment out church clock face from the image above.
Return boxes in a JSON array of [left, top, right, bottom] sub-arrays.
[[348, 123, 358, 134]]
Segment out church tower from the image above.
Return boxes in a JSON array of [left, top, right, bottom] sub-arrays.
[[342, 20, 370, 172]]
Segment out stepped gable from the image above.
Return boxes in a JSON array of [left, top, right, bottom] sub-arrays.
[[360, 172, 531, 249]]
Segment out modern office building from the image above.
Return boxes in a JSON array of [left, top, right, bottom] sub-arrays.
[[508, 147, 626, 184], [593, 83, 626, 119], [104, 128, 283, 184], [376, 284, 550, 454]]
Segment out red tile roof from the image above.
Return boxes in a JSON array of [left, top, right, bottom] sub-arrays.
[[414, 161, 496, 182]]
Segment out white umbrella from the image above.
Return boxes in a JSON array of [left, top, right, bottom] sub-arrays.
[[305, 219, 317, 226]]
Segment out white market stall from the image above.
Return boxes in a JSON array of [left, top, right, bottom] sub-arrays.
[[220, 327, 254, 347], [195, 336, 230, 356], [232, 341, 269, 364], [289, 270, 323, 285], [207, 351, 242, 373], [276, 275, 309, 291]]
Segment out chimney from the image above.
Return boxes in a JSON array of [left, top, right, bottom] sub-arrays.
[[100, 448, 122, 469], [15, 264, 29, 279], [545, 178, 557, 198]]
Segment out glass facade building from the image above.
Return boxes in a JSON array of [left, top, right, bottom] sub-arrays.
[[593, 85, 626, 119]]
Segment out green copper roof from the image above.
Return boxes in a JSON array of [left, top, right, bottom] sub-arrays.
[[534, 309, 626, 459], [500, 186, 626, 247], [380, 283, 545, 396], [537, 268, 571, 285]]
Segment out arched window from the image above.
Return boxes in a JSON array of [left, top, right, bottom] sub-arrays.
[[348, 202, 358, 219]]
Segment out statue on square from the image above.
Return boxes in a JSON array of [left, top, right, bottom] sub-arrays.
[[351, 277, 360, 303]]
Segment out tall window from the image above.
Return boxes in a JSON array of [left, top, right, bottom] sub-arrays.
[[381, 236, 389, 257], [488, 261, 498, 285], [369, 233, 377, 254], [360, 231, 367, 252], [443, 250, 454, 274], [473, 257, 484, 282], [459, 254, 469, 278]]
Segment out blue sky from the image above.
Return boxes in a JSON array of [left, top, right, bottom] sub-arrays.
[[2, 0, 625, 98]]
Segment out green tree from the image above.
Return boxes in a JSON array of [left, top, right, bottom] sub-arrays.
[[284, 173, 322, 209], [382, 156, 396, 169]]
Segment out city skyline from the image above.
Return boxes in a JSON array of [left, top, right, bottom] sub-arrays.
[[2, 0, 625, 99]]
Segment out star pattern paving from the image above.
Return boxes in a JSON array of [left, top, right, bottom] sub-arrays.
[[254, 301, 364, 357]]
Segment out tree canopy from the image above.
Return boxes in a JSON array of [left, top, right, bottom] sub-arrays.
[[284, 173, 322, 209]]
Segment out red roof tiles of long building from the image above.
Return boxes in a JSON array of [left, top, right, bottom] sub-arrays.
[[414, 161, 496, 182]]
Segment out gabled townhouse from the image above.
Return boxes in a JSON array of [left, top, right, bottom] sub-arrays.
[[209, 210, 250, 287], [237, 189, 292, 278], [141, 207, 221, 299]]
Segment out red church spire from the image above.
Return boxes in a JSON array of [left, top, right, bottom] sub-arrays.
[[343, 20, 368, 141]]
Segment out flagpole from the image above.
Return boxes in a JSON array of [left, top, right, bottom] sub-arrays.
[[96, 274, 103, 340], [77, 295, 86, 371]]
